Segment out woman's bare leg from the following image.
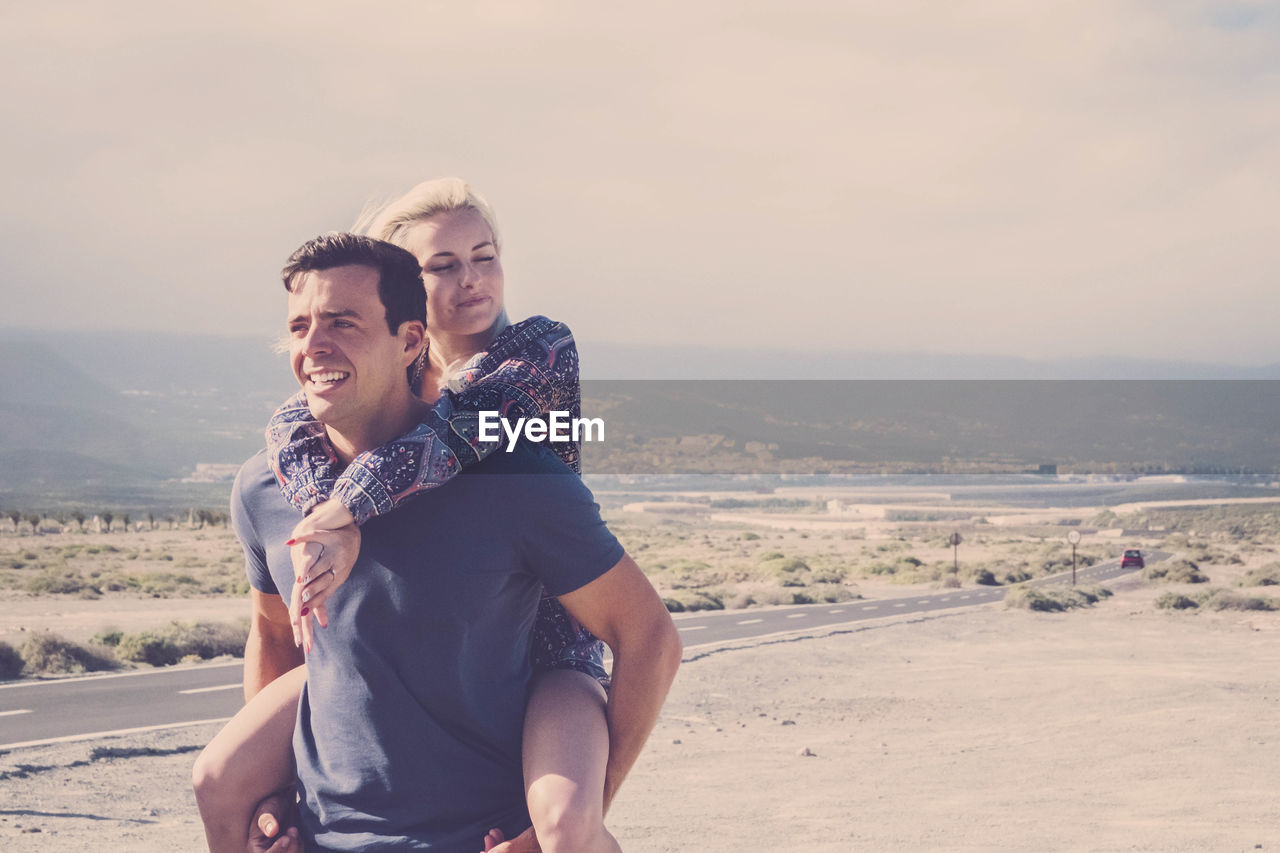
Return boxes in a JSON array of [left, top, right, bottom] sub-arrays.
[[193, 664, 306, 853], [522, 669, 622, 853]]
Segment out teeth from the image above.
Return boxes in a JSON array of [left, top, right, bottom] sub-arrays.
[[309, 371, 349, 383]]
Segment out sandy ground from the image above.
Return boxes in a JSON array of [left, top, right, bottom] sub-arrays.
[[2, 572, 1276, 852]]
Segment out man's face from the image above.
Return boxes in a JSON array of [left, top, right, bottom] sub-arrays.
[[287, 264, 418, 434]]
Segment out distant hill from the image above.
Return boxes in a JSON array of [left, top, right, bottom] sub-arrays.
[[575, 340, 1280, 380], [1, 327, 1278, 502]]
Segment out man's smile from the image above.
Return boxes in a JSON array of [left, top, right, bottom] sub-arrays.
[[307, 370, 351, 390]]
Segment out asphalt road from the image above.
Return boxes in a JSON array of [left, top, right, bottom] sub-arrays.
[[0, 552, 1161, 750]]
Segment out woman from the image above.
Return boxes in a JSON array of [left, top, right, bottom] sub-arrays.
[[193, 178, 620, 853]]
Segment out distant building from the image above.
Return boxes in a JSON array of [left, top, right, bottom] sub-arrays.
[[182, 463, 241, 483]]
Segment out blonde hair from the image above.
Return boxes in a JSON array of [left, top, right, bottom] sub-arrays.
[[356, 177, 502, 252]]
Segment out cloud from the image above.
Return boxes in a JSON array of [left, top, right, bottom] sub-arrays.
[[1, 1, 1277, 364]]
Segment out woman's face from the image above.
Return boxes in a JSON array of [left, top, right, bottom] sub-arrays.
[[399, 208, 505, 338]]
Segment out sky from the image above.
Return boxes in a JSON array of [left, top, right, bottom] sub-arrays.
[[1, 0, 1278, 364]]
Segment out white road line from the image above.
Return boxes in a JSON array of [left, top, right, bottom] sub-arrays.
[[737, 618, 763, 625], [940, 597, 951, 602], [828, 609, 845, 614], [862, 605, 879, 611], [960, 595, 971, 600], [918, 599, 931, 604], [0, 709, 33, 718], [786, 613, 806, 619], [178, 684, 241, 696], [0, 717, 233, 751], [678, 625, 708, 632], [894, 603, 907, 608]]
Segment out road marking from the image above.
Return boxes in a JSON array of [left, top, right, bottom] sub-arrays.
[[918, 599, 931, 604], [737, 618, 763, 625], [940, 597, 951, 602], [787, 613, 806, 619], [678, 625, 708, 632], [894, 603, 907, 608], [178, 684, 241, 695], [862, 605, 879, 611], [0, 709, 33, 718], [828, 609, 845, 614], [0, 717, 233, 751]]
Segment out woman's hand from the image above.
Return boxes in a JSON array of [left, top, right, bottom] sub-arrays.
[[482, 826, 540, 853], [287, 499, 360, 652]]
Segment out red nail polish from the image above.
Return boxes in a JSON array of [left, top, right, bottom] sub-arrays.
[[285, 538, 296, 546], [301, 607, 309, 616]]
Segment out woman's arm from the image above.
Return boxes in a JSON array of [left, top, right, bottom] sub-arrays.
[[264, 315, 579, 523]]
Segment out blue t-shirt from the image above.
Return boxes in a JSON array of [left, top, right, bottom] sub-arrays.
[[230, 443, 624, 852]]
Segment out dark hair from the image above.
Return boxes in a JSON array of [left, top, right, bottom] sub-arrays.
[[280, 232, 426, 334]]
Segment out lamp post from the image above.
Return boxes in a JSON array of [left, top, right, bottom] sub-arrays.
[[1067, 529, 1081, 586]]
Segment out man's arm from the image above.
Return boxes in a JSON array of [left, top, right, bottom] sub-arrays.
[[556, 554, 682, 811], [244, 588, 304, 702]]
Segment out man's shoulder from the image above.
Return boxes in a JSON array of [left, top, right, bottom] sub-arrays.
[[466, 442, 577, 477], [231, 450, 276, 504]]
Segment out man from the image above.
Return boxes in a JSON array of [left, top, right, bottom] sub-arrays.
[[229, 233, 681, 851]]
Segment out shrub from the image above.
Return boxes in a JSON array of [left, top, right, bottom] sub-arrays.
[[1144, 560, 1209, 584], [741, 532, 761, 541], [669, 591, 724, 612], [115, 620, 248, 665], [92, 629, 124, 647], [1004, 584, 1112, 612], [20, 633, 116, 675], [0, 641, 23, 679], [24, 571, 93, 595], [939, 575, 961, 589], [1202, 590, 1279, 612], [968, 568, 998, 586], [662, 598, 685, 613], [1155, 592, 1200, 610], [116, 632, 182, 666], [1240, 563, 1280, 587]]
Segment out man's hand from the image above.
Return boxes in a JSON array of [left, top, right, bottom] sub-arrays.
[[248, 788, 303, 852], [482, 826, 541, 853], [286, 499, 360, 652]]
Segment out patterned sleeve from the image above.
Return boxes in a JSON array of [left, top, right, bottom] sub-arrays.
[[264, 390, 342, 515], [264, 315, 580, 523]]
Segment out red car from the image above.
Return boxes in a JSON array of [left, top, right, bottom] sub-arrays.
[[1121, 549, 1144, 569]]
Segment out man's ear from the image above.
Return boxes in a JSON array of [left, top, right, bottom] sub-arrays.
[[398, 321, 426, 366]]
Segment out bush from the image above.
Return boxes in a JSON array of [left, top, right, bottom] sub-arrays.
[[1155, 592, 1200, 610], [1004, 584, 1112, 612], [662, 598, 685, 613], [1240, 563, 1280, 587], [24, 571, 94, 595], [0, 641, 23, 679], [20, 633, 116, 675], [1144, 560, 1209, 584], [1202, 590, 1279, 612], [115, 620, 248, 666], [969, 568, 998, 586], [92, 629, 124, 647], [668, 591, 724, 612], [116, 632, 182, 666]]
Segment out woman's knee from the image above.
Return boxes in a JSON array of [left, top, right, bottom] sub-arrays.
[[191, 743, 229, 810], [528, 775, 605, 851]]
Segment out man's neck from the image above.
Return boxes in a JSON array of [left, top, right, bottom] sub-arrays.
[[326, 393, 431, 465]]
